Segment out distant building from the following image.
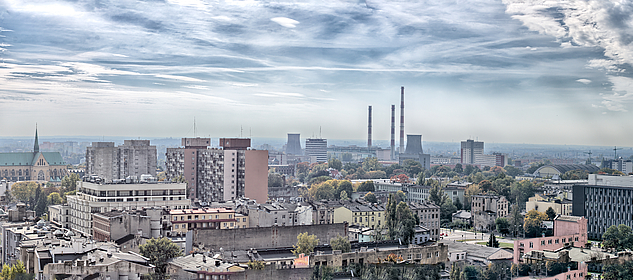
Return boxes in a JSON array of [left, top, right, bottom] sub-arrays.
[[513, 215, 588, 263], [452, 210, 472, 225], [602, 158, 633, 174], [286, 133, 302, 155], [526, 194, 572, 216], [169, 208, 247, 234], [92, 208, 166, 242], [534, 164, 600, 178], [85, 140, 157, 183], [305, 138, 327, 163], [333, 202, 385, 229], [461, 139, 484, 165], [165, 137, 268, 203], [409, 201, 440, 240], [0, 128, 68, 183]]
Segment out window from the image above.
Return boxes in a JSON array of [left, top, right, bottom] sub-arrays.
[[555, 239, 559, 244], [174, 225, 179, 229], [548, 239, 552, 244], [243, 218, 246, 222], [541, 240, 545, 245], [529, 242, 533, 248]]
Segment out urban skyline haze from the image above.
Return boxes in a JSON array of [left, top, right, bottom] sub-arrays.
[[1, 0, 633, 146]]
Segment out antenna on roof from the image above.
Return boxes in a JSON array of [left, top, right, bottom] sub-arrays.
[[240, 126, 243, 138], [194, 117, 197, 137], [319, 126, 322, 139]]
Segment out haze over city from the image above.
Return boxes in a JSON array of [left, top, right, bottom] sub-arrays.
[[2, 0, 633, 147]]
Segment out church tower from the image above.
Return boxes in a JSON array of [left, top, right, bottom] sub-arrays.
[[34, 126, 40, 153]]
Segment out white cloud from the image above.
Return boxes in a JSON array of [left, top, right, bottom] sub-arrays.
[[271, 17, 300, 28], [577, 79, 592, 84]]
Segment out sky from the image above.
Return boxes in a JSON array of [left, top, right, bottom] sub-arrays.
[[1, 0, 633, 147]]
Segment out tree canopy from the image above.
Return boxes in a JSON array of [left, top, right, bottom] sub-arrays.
[[603, 224, 633, 251], [330, 235, 350, 253], [524, 210, 547, 238], [139, 237, 183, 277], [292, 232, 319, 257]]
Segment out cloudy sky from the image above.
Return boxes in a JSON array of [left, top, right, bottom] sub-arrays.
[[1, 0, 633, 146]]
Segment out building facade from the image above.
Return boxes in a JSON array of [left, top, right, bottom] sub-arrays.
[[66, 180, 190, 237], [333, 203, 385, 229], [409, 201, 441, 240], [573, 174, 633, 239], [85, 140, 157, 183], [461, 139, 484, 165], [305, 138, 327, 163], [165, 137, 268, 203], [471, 194, 509, 232]]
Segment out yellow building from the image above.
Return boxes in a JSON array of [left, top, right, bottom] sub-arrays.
[[334, 203, 385, 229], [170, 208, 246, 233]]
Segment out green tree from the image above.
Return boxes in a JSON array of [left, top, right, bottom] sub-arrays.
[[454, 164, 463, 174], [524, 210, 547, 238], [268, 173, 284, 188], [364, 192, 378, 203], [11, 182, 38, 205], [509, 180, 535, 208], [526, 162, 545, 174], [603, 260, 633, 280], [510, 204, 523, 237], [339, 190, 349, 201], [441, 198, 457, 222], [450, 263, 461, 280], [357, 181, 375, 192], [453, 197, 463, 210], [139, 237, 183, 277], [307, 180, 336, 201], [503, 165, 523, 177], [390, 202, 416, 245], [395, 190, 407, 203], [336, 180, 353, 199], [460, 266, 479, 280], [403, 160, 423, 177], [463, 184, 481, 211], [487, 234, 499, 248], [479, 180, 493, 193], [292, 232, 319, 257], [429, 184, 447, 207], [34, 191, 48, 217], [545, 207, 557, 220], [603, 224, 633, 251], [328, 158, 342, 170], [362, 157, 381, 172], [495, 217, 510, 235], [0, 264, 10, 280], [330, 235, 350, 253]]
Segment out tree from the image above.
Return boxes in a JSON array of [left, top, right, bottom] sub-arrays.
[[139, 237, 183, 277], [268, 173, 284, 188], [454, 164, 463, 174], [460, 266, 479, 280], [479, 180, 493, 193], [487, 234, 499, 248], [524, 210, 547, 238], [330, 235, 350, 253], [510, 204, 523, 237], [545, 207, 557, 220], [463, 184, 481, 210], [453, 197, 463, 210], [339, 190, 349, 201], [395, 190, 407, 203], [62, 173, 81, 193], [34, 191, 48, 217], [391, 202, 416, 245], [11, 182, 38, 204], [603, 260, 633, 280], [526, 162, 545, 174], [336, 180, 353, 199], [503, 165, 523, 177], [403, 159, 423, 177], [328, 158, 342, 170], [429, 184, 447, 207], [292, 232, 319, 257], [364, 192, 378, 203], [362, 157, 382, 172], [450, 263, 461, 280], [603, 224, 633, 251], [441, 198, 457, 222], [357, 181, 375, 192], [390, 174, 410, 184], [307, 180, 336, 201], [495, 217, 510, 235]]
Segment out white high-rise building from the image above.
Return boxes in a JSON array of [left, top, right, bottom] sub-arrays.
[[305, 138, 327, 163], [461, 139, 484, 165]]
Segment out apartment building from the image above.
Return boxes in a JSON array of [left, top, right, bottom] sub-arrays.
[[165, 137, 268, 203], [169, 207, 247, 234], [513, 215, 588, 263], [66, 180, 190, 237], [333, 202, 385, 229], [85, 140, 157, 183], [409, 201, 440, 240]]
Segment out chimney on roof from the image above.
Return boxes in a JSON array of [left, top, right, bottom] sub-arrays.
[[391, 104, 395, 160]]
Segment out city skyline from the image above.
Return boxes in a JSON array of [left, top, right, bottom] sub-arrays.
[[1, 1, 633, 146]]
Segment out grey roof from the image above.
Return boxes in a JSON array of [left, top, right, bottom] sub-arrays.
[[535, 164, 600, 175], [169, 253, 241, 273], [409, 201, 439, 210], [452, 210, 471, 219], [443, 241, 513, 260]]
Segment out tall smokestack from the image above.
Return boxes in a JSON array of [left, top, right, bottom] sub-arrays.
[[399, 86, 405, 153], [391, 105, 395, 160], [367, 105, 372, 147]]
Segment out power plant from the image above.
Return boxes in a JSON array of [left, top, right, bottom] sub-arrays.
[[399, 86, 405, 154], [390, 104, 395, 160], [367, 105, 372, 147]]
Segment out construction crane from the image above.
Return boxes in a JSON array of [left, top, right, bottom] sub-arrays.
[[614, 146, 620, 160], [584, 150, 593, 164]]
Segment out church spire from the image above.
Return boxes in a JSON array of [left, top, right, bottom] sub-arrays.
[[34, 125, 39, 153]]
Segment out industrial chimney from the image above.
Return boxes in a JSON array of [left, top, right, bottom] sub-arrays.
[[390, 105, 395, 160], [399, 86, 405, 153], [367, 105, 372, 147]]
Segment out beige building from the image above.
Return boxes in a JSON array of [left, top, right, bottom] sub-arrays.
[[169, 207, 248, 234], [526, 194, 572, 216], [333, 202, 385, 229], [66, 180, 190, 237]]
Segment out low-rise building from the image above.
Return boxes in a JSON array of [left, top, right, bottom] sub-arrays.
[[452, 210, 472, 225], [333, 202, 385, 229], [444, 241, 513, 266], [513, 215, 588, 263], [310, 242, 447, 267], [166, 252, 246, 280], [471, 194, 509, 232], [413, 226, 431, 245], [526, 194, 572, 216], [48, 204, 70, 229], [409, 201, 440, 240], [92, 208, 166, 242], [170, 208, 243, 234]]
